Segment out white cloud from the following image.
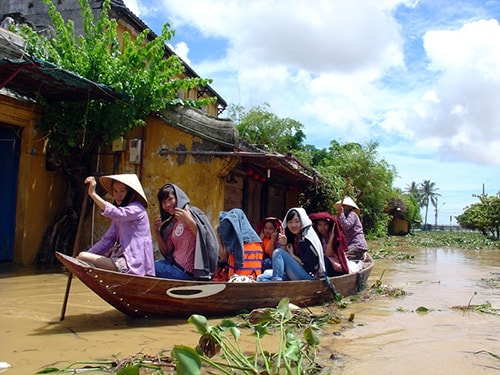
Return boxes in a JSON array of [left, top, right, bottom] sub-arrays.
[[168, 41, 191, 65], [397, 19, 500, 165], [123, 0, 140, 16]]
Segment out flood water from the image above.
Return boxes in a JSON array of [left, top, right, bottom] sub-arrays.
[[0, 246, 499, 374]]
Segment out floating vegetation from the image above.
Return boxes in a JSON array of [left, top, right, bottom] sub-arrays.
[[480, 272, 500, 290], [172, 298, 333, 374], [36, 354, 175, 374], [415, 306, 432, 313], [474, 350, 500, 361], [368, 246, 414, 261], [36, 299, 337, 374], [451, 292, 500, 316], [369, 231, 500, 254], [452, 302, 500, 316], [366, 270, 407, 298]]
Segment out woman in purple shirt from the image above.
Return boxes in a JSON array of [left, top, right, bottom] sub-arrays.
[[335, 196, 368, 261], [77, 174, 155, 276]]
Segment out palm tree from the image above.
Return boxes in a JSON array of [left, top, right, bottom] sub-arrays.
[[405, 181, 423, 205], [420, 180, 441, 227]]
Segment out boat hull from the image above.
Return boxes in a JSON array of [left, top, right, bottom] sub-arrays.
[[56, 252, 374, 318]]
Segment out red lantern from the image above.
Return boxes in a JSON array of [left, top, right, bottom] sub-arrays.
[[260, 176, 266, 183], [246, 168, 254, 176], [253, 173, 259, 180]]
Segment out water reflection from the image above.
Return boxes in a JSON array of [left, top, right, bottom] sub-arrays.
[[0, 247, 499, 374]]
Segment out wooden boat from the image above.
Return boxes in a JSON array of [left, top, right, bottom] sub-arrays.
[[56, 251, 374, 319]]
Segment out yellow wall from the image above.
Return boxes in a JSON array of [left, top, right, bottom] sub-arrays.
[[0, 95, 66, 264], [142, 115, 233, 224], [79, 113, 236, 253]]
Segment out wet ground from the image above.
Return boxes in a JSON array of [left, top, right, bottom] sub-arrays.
[[0, 246, 499, 374]]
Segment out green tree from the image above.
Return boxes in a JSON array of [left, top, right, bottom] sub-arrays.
[[405, 181, 423, 206], [300, 141, 396, 236], [229, 107, 398, 236], [18, 0, 213, 161], [13, 0, 214, 260], [420, 180, 440, 228], [229, 103, 305, 153], [456, 193, 500, 238]]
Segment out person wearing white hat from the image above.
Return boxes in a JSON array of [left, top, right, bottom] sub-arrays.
[[77, 174, 155, 276], [334, 196, 368, 261]]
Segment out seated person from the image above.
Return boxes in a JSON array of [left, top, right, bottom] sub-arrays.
[[257, 207, 325, 281], [309, 212, 335, 251], [255, 216, 281, 271], [153, 183, 218, 280], [310, 211, 349, 276], [218, 208, 263, 279], [77, 174, 155, 276]]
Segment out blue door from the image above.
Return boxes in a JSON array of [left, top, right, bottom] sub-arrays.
[[0, 126, 20, 261]]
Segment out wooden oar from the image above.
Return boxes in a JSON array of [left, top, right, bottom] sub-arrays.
[[60, 192, 88, 321], [340, 177, 351, 206]]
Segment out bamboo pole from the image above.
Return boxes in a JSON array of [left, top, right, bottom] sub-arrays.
[[59, 192, 88, 321], [340, 177, 351, 205]]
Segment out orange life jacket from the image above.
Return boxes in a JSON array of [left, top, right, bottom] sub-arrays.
[[228, 242, 263, 278]]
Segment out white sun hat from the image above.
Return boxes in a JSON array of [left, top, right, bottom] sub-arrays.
[[99, 173, 148, 208], [334, 196, 359, 212]]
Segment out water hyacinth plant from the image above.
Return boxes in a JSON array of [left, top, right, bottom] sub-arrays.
[[172, 298, 330, 374]]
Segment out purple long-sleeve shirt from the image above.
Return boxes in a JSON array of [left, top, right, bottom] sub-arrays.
[[89, 201, 155, 276], [338, 210, 367, 251]]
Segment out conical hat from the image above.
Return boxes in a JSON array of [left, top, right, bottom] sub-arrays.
[[99, 174, 148, 208], [334, 196, 359, 211]]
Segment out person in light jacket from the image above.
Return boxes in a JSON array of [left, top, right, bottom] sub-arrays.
[[335, 196, 368, 261], [77, 174, 155, 276]]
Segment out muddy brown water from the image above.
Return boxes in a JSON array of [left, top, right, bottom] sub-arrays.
[[0, 247, 499, 374]]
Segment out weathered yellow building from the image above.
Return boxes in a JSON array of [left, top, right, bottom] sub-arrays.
[[0, 2, 318, 264]]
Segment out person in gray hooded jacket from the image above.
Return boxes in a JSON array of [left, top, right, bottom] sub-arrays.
[[153, 183, 218, 280]]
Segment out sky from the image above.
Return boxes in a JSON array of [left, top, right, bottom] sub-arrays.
[[123, 0, 500, 225]]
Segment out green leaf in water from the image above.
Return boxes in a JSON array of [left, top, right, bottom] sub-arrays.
[[416, 306, 430, 313], [187, 314, 208, 335], [116, 364, 140, 375], [172, 345, 202, 375], [304, 326, 320, 346], [35, 368, 61, 374]]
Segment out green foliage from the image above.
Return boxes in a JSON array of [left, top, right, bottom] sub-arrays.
[[405, 180, 441, 226], [172, 298, 329, 374], [300, 141, 396, 236], [369, 230, 500, 252], [456, 193, 500, 239], [15, 0, 214, 164], [229, 102, 403, 235], [230, 103, 305, 153]]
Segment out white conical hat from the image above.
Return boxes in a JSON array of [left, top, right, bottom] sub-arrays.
[[335, 196, 359, 211], [99, 173, 148, 208]]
